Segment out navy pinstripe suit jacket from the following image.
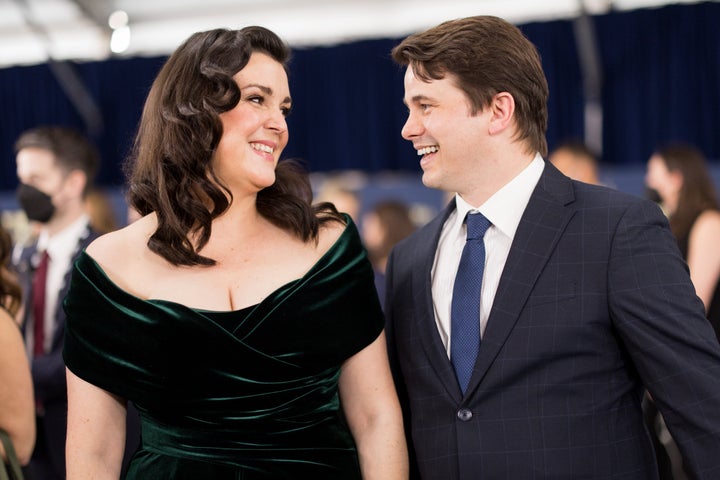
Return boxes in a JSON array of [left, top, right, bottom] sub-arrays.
[[385, 161, 720, 479]]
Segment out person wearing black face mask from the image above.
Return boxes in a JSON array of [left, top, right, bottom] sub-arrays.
[[16, 183, 57, 224], [11, 126, 105, 480]]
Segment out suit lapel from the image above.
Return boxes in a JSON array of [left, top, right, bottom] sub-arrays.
[[50, 225, 97, 348], [467, 164, 576, 394], [412, 202, 464, 401], [17, 244, 38, 339]]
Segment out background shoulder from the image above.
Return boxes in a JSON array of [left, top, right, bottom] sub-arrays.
[[691, 209, 720, 237]]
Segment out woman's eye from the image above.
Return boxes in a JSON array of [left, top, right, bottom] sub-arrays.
[[248, 95, 263, 104], [281, 106, 292, 117]]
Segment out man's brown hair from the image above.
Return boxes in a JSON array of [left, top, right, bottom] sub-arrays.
[[392, 16, 549, 156]]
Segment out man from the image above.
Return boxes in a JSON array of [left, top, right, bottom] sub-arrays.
[[385, 16, 720, 479], [549, 139, 601, 185], [13, 126, 100, 479]]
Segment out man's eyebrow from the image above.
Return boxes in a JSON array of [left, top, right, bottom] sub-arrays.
[[405, 94, 433, 106]]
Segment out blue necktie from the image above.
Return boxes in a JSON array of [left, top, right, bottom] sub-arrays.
[[451, 212, 491, 394]]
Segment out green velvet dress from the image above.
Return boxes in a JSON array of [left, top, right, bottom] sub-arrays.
[[63, 220, 384, 479]]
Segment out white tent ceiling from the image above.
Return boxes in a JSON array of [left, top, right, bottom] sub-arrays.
[[0, 0, 711, 69]]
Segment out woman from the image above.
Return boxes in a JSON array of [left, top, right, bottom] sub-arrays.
[[644, 144, 720, 479], [645, 144, 720, 337], [63, 27, 407, 479], [0, 224, 35, 465], [361, 200, 416, 307]]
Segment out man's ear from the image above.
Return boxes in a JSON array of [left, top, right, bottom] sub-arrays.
[[65, 169, 88, 199], [488, 92, 515, 136]]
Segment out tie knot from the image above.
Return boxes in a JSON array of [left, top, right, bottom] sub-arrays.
[[465, 212, 491, 241]]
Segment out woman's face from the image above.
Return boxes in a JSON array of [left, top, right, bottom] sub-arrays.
[[214, 51, 291, 194], [361, 211, 384, 253], [645, 154, 682, 203]]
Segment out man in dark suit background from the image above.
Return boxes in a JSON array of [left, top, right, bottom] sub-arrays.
[[385, 16, 720, 479], [13, 126, 100, 479]]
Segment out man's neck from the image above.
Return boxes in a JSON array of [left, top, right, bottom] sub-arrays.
[[43, 206, 87, 238], [459, 150, 537, 208]]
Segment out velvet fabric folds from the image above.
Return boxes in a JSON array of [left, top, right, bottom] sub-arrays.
[[63, 220, 384, 479]]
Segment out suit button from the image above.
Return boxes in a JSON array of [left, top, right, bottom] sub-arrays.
[[457, 408, 473, 421]]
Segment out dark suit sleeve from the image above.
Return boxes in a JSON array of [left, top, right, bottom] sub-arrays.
[[608, 199, 720, 479], [384, 249, 420, 480], [12, 246, 69, 403], [32, 345, 67, 402]]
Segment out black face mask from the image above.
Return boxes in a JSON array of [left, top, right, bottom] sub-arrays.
[[16, 183, 56, 223]]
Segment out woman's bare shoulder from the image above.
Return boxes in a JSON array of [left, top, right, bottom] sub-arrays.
[[0, 307, 24, 355], [85, 214, 156, 270], [692, 209, 720, 234], [316, 216, 348, 253], [696, 209, 720, 223]]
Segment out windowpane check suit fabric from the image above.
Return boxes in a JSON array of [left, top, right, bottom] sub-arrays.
[[384, 162, 720, 479], [451, 212, 490, 394]]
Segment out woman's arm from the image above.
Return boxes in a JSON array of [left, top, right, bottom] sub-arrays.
[[66, 368, 127, 479], [339, 330, 409, 479], [0, 309, 35, 464], [687, 210, 720, 311]]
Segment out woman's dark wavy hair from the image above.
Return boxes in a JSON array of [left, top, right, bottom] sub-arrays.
[[655, 144, 720, 244], [0, 225, 22, 317], [125, 26, 342, 266]]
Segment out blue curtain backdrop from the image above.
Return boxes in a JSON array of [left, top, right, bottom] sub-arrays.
[[1, 2, 718, 191]]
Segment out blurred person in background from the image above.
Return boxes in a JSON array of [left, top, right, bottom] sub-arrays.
[[0, 222, 35, 466], [12, 125, 100, 480], [549, 139, 601, 185], [361, 200, 416, 308], [85, 188, 120, 234], [645, 144, 720, 336], [315, 179, 362, 223], [644, 143, 720, 480]]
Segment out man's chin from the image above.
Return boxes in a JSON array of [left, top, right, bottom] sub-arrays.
[[421, 171, 440, 190]]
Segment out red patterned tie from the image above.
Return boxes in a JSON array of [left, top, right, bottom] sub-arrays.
[[32, 250, 50, 356]]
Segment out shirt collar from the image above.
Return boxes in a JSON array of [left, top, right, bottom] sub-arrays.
[[37, 214, 91, 258], [453, 153, 545, 239]]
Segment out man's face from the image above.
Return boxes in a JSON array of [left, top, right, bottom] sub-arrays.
[[16, 147, 71, 216], [400, 67, 492, 196]]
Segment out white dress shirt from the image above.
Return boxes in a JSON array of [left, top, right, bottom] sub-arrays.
[[431, 153, 545, 357], [31, 214, 91, 353]]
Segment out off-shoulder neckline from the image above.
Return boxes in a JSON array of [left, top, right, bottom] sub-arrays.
[[79, 216, 354, 314]]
